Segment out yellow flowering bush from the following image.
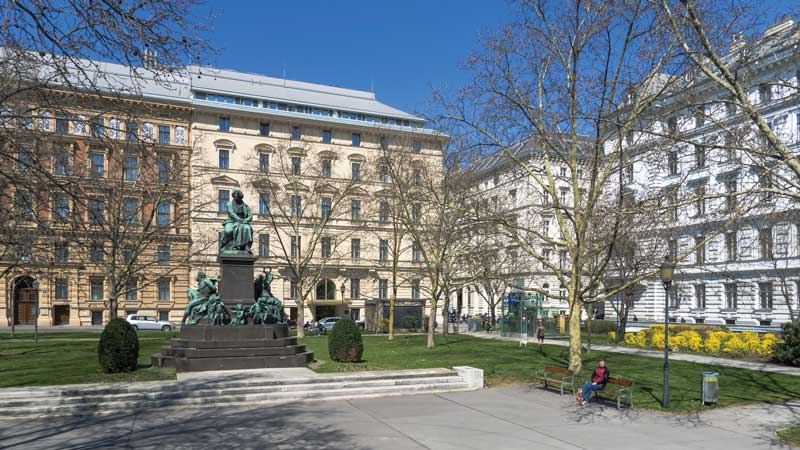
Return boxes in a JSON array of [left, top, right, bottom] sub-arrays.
[[760, 333, 778, 356], [616, 325, 777, 357], [677, 331, 703, 352], [624, 331, 647, 347], [608, 331, 616, 341], [723, 335, 747, 354]]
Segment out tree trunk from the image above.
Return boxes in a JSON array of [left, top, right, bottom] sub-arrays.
[[585, 303, 593, 353], [427, 296, 438, 348], [10, 294, 14, 337], [567, 299, 583, 373], [441, 296, 450, 336], [388, 291, 396, 341], [296, 300, 305, 338]]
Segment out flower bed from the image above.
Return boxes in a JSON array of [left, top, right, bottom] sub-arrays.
[[609, 325, 777, 357]]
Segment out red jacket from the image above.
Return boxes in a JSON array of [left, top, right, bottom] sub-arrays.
[[591, 367, 609, 386]]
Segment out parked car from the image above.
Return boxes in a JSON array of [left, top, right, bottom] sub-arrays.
[[125, 314, 175, 332], [356, 320, 365, 330], [317, 317, 341, 332]]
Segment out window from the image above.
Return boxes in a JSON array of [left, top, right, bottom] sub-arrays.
[[379, 201, 390, 224], [125, 279, 138, 301], [157, 157, 170, 182], [559, 250, 568, 268], [55, 278, 68, 300], [291, 126, 301, 140], [694, 186, 706, 217], [351, 199, 361, 221], [54, 242, 69, 263], [89, 197, 105, 224], [291, 194, 302, 217], [666, 115, 677, 134], [668, 239, 677, 260], [413, 141, 421, 153], [158, 279, 170, 302], [218, 149, 230, 169], [259, 192, 270, 215], [694, 144, 705, 169], [13, 190, 31, 220], [290, 280, 298, 299], [725, 97, 736, 116], [322, 159, 331, 177], [759, 170, 774, 202], [350, 278, 360, 299], [158, 125, 170, 145], [157, 201, 170, 226], [759, 227, 773, 259], [124, 198, 139, 224], [725, 283, 737, 309], [125, 121, 138, 142], [694, 236, 705, 264], [543, 190, 551, 206], [351, 161, 361, 180], [411, 280, 421, 300], [668, 151, 678, 175], [379, 135, 387, 150], [218, 190, 229, 213], [321, 197, 331, 219], [667, 190, 677, 222], [542, 218, 550, 237], [695, 284, 706, 309], [290, 236, 300, 259], [411, 203, 421, 224], [509, 189, 517, 206], [412, 241, 421, 262], [124, 156, 138, 180], [379, 239, 388, 262], [53, 195, 69, 222], [259, 153, 269, 173], [378, 279, 388, 299], [259, 122, 270, 136], [258, 234, 270, 257], [559, 187, 569, 204], [668, 284, 679, 308], [351, 133, 361, 147], [759, 282, 774, 309], [90, 278, 104, 301], [322, 129, 331, 143], [90, 244, 104, 263], [56, 115, 69, 134], [412, 168, 421, 185], [351, 238, 361, 260], [159, 311, 169, 322], [90, 152, 104, 176], [218, 117, 230, 132], [725, 180, 737, 213], [90, 117, 105, 138], [321, 236, 332, 258], [759, 84, 772, 103], [694, 107, 705, 128], [380, 166, 389, 183], [157, 245, 170, 265], [123, 244, 136, 264], [54, 149, 68, 175], [291, 156, 301, 175], [726, 232, 737, 261]]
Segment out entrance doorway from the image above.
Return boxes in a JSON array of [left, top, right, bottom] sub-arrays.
[[53, 305, 70, 325], [13, 277, 37, 325], [315, 305, 336, 320]]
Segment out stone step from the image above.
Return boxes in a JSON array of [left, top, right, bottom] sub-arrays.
[[1, 375, 465, 408], [162, 344, 307, 358], [0, 380, 473, 419], [169, 337, 298, 348], [1, 368, 459, 400]]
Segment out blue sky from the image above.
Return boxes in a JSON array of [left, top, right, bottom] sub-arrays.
[[200, 1, 511, 117]]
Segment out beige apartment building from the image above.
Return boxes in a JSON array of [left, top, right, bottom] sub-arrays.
[[186, 67, 445, 325]]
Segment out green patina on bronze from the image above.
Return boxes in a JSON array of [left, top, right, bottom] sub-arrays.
[[220, 188, 254, 254], [250, 268, 286, 324]]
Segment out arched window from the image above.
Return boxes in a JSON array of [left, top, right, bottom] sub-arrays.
[[316, 279, 336, 300]]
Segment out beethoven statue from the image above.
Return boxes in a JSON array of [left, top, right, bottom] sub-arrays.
[[220, 188, 253, 254]]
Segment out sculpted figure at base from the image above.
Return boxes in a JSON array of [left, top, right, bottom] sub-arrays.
[[182, 272, 218, 325], [220, 188, 253, 254], [251, 268, 286, 324]]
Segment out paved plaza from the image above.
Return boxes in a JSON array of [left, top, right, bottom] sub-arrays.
[[1, 385, 797, 450]]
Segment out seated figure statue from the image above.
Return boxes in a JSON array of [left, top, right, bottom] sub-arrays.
[[251, 268, 286, 324], [182, 272, 217, 325], [220, 188, 253, 254]]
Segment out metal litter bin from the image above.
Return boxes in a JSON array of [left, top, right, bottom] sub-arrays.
[[702, 371, 719, 405]]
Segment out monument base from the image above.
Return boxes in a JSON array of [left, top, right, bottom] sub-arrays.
[[217, 252, 258, 308], [152, 324, 313, 372]]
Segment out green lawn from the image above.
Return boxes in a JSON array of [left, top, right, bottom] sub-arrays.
[[302, 334, 800, 412], [778, 425, 800, 447]]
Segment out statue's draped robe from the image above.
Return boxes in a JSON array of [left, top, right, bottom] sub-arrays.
[[223, 200, 253, 251]]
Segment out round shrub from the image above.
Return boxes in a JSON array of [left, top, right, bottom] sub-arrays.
[[775, 322, 800, 366], [98, 317, 139, 373], [328, 318, 363, 363], [400, 315, 421, 330]]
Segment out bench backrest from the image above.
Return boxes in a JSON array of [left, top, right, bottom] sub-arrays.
[[607, 377, 633, 387], [544, 366, 575, 376]]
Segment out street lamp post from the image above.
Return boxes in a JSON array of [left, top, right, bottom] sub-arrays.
[[340, 281, 346, 318], [31, 280, 40, 343], [659, 255, 675, 409]]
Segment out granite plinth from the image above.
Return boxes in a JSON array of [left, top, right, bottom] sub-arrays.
[[152, 324, 313, 372], [217, 252, 257, 308]]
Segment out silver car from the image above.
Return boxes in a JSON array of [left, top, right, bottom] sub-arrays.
[[125, 314, 175, 332], [318, 317, 341, 332]]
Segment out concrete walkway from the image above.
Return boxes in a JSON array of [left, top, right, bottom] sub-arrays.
[[1, 385, 796, 449], [465, 330, 800, 376]]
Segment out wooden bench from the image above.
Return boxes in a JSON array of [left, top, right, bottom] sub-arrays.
[[593, 376, 635, 409], [535, 366, 576, 396]]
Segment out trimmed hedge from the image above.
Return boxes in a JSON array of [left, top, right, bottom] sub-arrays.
[[400, 315, 421, 330], [98, 318, 139, 373], [328, 319, 363, 363], [775, 321, 800, 366]]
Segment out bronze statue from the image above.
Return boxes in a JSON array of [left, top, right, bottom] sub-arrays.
[[251, 268, 286, 324], [182, 272, 219, 325], [220, 188, 253, 254]]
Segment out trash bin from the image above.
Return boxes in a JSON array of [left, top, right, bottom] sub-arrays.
[[702, 371, 719, 405]]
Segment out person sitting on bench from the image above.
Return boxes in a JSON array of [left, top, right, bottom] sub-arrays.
[[580, 360, 609, 406]]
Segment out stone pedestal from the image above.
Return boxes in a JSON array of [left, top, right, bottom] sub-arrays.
[[217, 252, 258, 308], [152, 324, 313, 372]]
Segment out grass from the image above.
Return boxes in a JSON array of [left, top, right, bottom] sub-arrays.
[[301, 333, 800, 412], [0, 332, 176, 387], [778, 425, 800, 447]]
